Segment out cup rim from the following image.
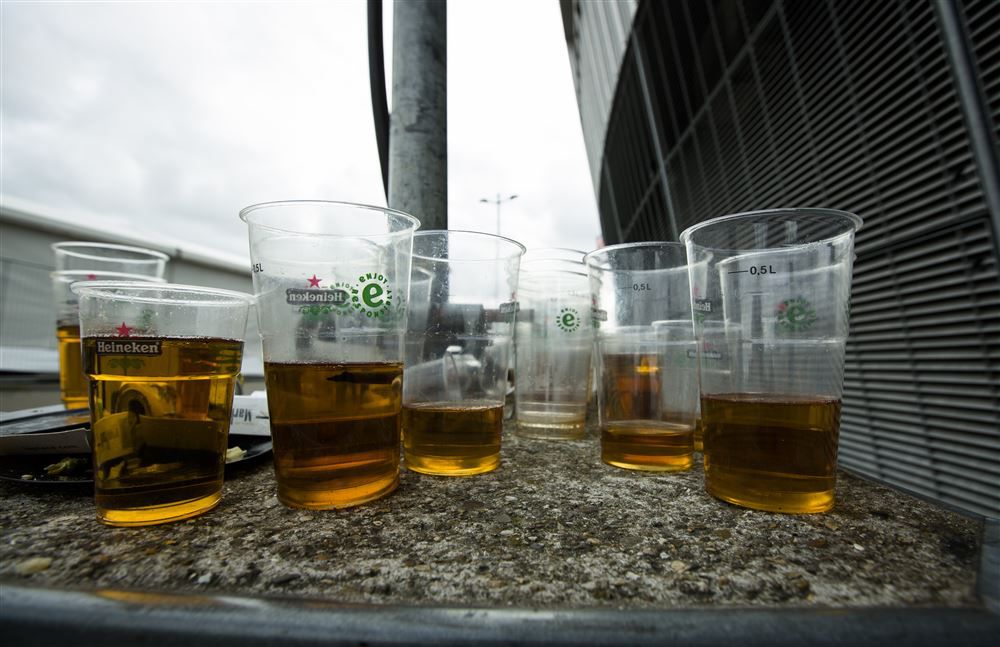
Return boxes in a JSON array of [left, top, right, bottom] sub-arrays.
[[583, 241, 686, 272], [411, 229, 526, 262], [238, 200, 421, 236], [51, 270, 168, 283], [520, 258, 586, 270], [51, 241, 170, 264], [522, 246, 588, 261], [70, 281, 255, 306], [678, 208, 863, 246], [518, 267, 590, 281]]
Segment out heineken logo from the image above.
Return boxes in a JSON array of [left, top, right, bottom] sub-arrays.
[[96, 338, 162, 356], [288, 275, 351, 312], [286, 288, 350, 305], [287, 273, 394, 318], [776, 296, 817, 333], [693, 298, 713, 325], [556, 307, 581, 332]]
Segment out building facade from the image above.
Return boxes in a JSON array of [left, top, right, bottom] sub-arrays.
[[562, 0, 1000, 517]]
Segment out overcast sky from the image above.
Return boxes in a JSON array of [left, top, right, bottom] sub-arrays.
[[0, 0, 601, 262]]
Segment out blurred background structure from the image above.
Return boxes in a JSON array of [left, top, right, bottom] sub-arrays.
[[0, 196, 262, 379], [561, 0, 1000, 518]]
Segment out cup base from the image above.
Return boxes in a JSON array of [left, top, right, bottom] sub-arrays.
[[277, 474, 399, 509], [706, 479, 835, 514], [97, 491, 221, 527], [600, 422, 694, 472], [514, 407, 587, 441], [405, 452, 499, 476], [515, 423, 586, 441], [602, 457, 693, 472]]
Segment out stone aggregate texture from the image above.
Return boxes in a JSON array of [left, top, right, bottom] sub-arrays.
[[0, 425, 982, 609]]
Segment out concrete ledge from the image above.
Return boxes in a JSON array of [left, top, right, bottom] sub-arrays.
[[1, 421, 995, 643], [0, 429, 986, 605]]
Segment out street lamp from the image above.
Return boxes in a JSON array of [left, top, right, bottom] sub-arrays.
[[479, 193, 518, 236]]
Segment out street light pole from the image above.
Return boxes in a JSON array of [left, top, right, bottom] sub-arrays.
[[479, 193, 518, 236]]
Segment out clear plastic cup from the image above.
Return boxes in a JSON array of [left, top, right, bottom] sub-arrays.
[[71, 281, 254, 526], [52, 271, 166, 409], [514, 269, 593, 440], [522, 247, 587, 263], [585, 242, 697, 472], [681, 208, 863, 514], [240, 200, 419, 509], [517, 251, 592, 409], [402, 230, 525, 476], [52, 242, 169, 277]]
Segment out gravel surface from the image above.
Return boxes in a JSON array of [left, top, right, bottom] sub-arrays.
[[0, 426, 982, 609]]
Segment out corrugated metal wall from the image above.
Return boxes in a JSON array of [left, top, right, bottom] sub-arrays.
[[584, 0, 1000, 518], [562, 0, 638, 197]]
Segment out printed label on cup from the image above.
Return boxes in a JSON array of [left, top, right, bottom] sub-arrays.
[[693, 299, 713, 313], [286, 288, 350, 306], [352, 272, 393, 318], [555, 307, 581, 333], [775, 296, 817, 333], [95, 338, 163, 356], [287, 273, 394, 318]]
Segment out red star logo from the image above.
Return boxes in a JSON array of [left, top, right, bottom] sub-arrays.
[[86, 273, 97, 280], [307, 274, 321, 288], [116, 322, 132, 337]]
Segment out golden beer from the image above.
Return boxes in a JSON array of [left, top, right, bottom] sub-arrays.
[[693, 417, 704, 452], [702, 393, 841, 513], [601, 421, 694, 471], [58, 324, 88, 408], [599, 353, 693, 471], [84, 336, 243, 526], [265, 361, 402, 509], [402, 401, 503, 475]]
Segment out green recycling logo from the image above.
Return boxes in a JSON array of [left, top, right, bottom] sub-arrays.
[[776, 296, 817, 333], [556, 307, 581, 333], [352, 272, 393, 318]]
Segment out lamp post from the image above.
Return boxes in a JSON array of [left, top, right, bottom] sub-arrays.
[[479, 193, 518, 236]]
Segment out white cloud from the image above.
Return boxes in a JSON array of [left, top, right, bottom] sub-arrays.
[[1, 0, 600, 259]]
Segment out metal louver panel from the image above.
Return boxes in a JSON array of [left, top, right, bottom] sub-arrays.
[[585, 0, 1000, 517], [841, 219, 1000, 513], [562, 0, 638, 196]]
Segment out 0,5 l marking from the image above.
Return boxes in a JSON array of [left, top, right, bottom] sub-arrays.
[[729, 265, 776, 276]]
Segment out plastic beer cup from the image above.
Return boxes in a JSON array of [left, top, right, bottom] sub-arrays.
[[241, 200, 419, 508], [681, 208, 862, 513], [72, 281, 253, 526]]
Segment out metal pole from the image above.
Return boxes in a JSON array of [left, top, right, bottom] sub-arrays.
[[480, 194, 517, 237], [389, 0, 447, 230]]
